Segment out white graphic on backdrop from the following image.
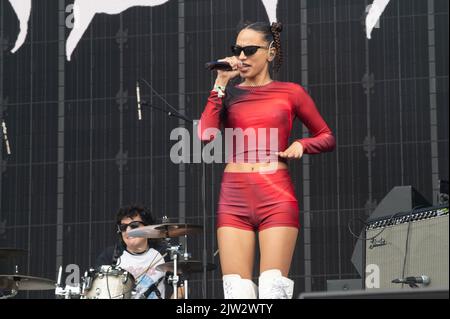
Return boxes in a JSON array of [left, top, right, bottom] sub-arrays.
[[366, 0, 390, 39], [8, 0, 280, 61], [261, 0, 278, 24], [8, 0, 31, 54], [66, 0, 170, 61], [7, 0, 392, 59]]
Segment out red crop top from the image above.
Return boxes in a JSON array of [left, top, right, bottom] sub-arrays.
[[198, 81, 335, 163]]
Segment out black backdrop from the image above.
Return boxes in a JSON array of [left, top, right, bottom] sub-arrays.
[[0, 0, 448, 298]]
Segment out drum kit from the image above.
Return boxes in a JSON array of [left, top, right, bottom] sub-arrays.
[[0, 221, 214, 299], [1, 221, 216, 299]]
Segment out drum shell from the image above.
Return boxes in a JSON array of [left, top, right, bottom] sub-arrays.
[[82, 266, 134, 299]]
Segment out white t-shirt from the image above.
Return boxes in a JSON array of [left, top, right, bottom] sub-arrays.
[[118, 248, 166, 299]]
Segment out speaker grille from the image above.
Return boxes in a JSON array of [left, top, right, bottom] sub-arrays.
[[366, 208, 449, 289]]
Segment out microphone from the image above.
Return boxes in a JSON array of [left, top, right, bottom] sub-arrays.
[[136, 81, 142, 120], [392, 275, 430, 286], [205, 61, 233, 71], [111, 243, 120, 267], [1, 121, 11, 155]]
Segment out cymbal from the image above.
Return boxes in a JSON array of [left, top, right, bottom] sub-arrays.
[[0, 248, 27, 259], [128, 223, 203, 239], [156, 260, 216, 275], [0, 275, 55, 291]]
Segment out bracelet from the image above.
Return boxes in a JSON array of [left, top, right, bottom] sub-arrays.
[[213, 84, 226, 98]]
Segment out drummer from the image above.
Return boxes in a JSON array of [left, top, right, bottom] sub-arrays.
[[96, 205, 183, 299]]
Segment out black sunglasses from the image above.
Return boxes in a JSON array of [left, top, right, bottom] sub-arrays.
[[231, 45, 268, 57], [118, 220, 145, 232]]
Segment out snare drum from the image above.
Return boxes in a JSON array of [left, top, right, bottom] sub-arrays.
[[81, 266, 135, 299]]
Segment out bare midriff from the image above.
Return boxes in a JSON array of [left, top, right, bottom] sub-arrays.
[[224, 161, 288, 173]]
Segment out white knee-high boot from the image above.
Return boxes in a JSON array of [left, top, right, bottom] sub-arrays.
[[258, 269, 294, 299], [223, 274, 258, 299]]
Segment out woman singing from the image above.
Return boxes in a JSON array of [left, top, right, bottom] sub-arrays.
[[198, 22, 335, 299]]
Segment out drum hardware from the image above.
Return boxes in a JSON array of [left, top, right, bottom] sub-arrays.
[[128, 221, 217, 299], [168, 243, 181, 299], [158, 259, 217, 300], [54, 266, 81, 299], [0, 288, 18, 299], [127, 221, 197, 299], [157, 234, 191, 299], [54, 284, 81, 299], [156, 260, 217, 274], [82, 267, 96, 293], [161, 237, 216, 299]]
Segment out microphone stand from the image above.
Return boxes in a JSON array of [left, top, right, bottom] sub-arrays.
[[137, 79, 208, 299], [140, 103, 193, 124], [139, 78, 193, 125]]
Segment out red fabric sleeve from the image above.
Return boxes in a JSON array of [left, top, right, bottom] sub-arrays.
[[294, 85, 336, 154], [197, 90, 223, 142]]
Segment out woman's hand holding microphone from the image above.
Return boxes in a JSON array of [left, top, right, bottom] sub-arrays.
[[214, 56, 242, 87]]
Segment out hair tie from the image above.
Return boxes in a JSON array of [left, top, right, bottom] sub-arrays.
[[270, 22, 283, 34]]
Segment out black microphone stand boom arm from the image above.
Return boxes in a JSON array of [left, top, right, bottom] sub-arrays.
[[137, 78, 209, 298], [139, 78, 193, 124]]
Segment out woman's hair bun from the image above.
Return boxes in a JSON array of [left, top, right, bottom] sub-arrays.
[[271, 22, 283, 33]]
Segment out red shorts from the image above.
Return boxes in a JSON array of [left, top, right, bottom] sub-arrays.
[[217, 169, 299, 231]]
